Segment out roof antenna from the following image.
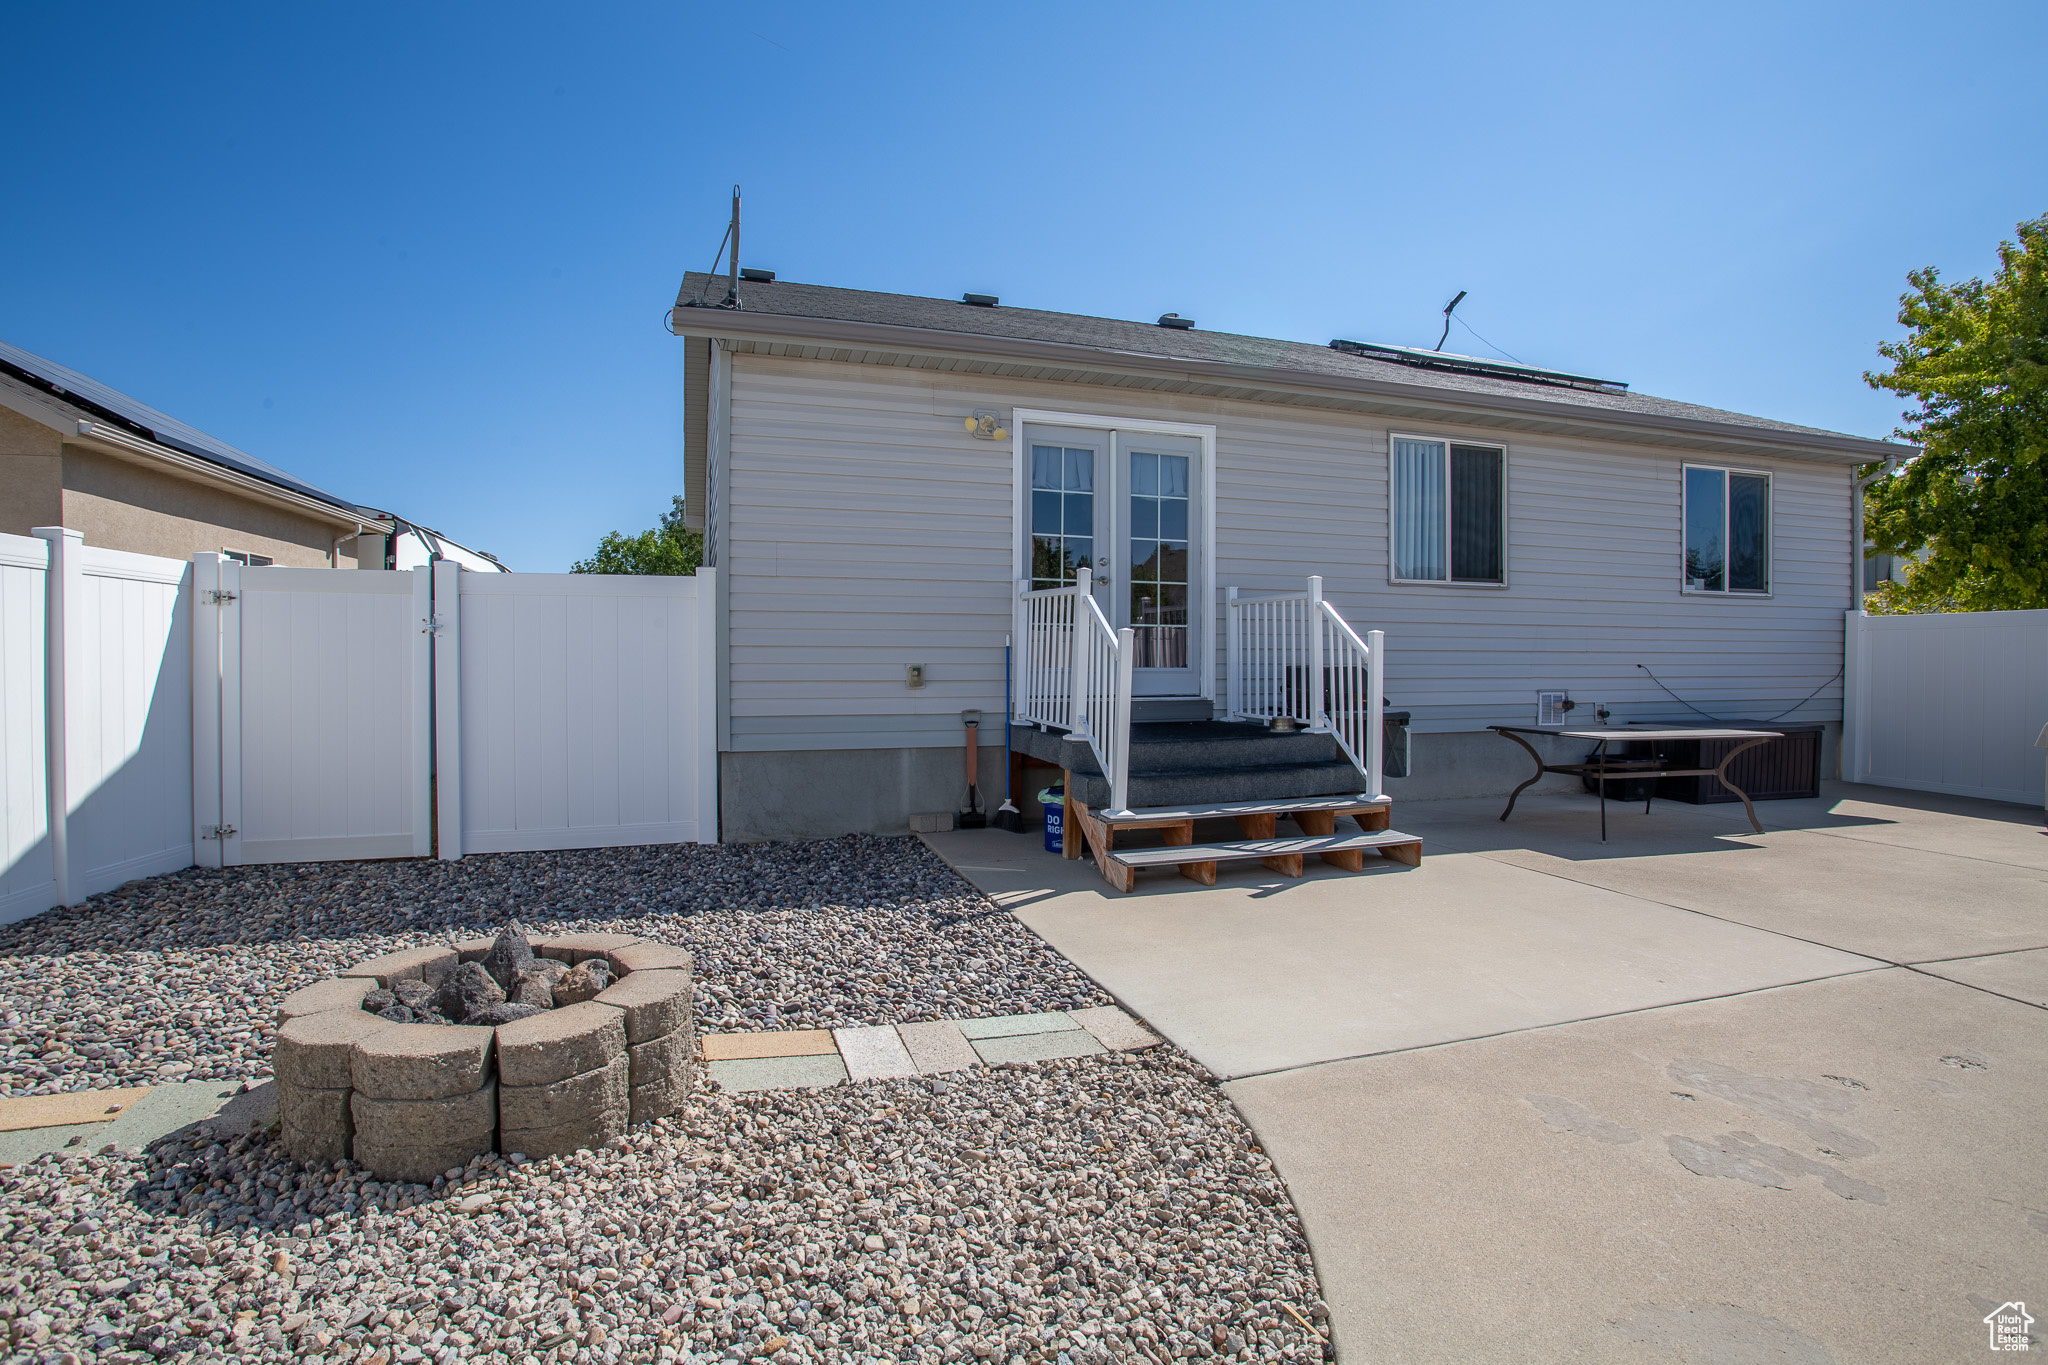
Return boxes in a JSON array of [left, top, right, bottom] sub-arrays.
[[1435, 290, 1467, 350], [723, 185, 741, 309]]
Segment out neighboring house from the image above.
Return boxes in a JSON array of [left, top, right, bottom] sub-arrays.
[[0, 339, 505, 571], [672, 275, 1915, 843]]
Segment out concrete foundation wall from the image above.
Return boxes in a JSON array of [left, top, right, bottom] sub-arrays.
[[723, 724, 1843, 840], [721, 742, 1012, 843]]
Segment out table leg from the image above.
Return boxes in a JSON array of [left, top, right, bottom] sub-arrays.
[[1715, 737, 1775, 835], [1599, 738, 1609, 842], [1495, 729, 1547, 823]]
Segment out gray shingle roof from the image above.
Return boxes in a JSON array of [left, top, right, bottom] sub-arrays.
[[674, 273, 1898, 450]]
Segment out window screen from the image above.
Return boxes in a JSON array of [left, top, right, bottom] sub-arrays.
[[1450, 444, 1504, 583], [1393, 437, 1504, 584]]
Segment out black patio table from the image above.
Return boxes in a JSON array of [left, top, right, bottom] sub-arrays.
[[1488, 725, 1785, 841]]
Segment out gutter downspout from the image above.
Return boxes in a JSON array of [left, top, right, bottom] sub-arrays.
[[1851, 457, 1898, 609]]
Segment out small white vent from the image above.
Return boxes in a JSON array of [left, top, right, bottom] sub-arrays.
[[1536, 691, 1570, 727]]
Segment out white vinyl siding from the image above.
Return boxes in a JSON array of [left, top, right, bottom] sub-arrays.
[[723, 355, 1851, 748]]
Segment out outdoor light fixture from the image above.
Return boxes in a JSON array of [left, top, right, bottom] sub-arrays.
[[965, 410, 1009, 440]]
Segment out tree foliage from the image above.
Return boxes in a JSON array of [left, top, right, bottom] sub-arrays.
[[1862, 214, 2048, 612], [570, 495, 704, 576]]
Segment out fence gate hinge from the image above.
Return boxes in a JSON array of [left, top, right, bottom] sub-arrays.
[[205, 590, 238, 604], [202, 824, 237, 840]]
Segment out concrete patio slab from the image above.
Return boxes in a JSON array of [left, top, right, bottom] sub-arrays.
[[924, 827, 1881, 1079], [1226, 968, 2048, 1364], [1915, 947, 2048, 1009]]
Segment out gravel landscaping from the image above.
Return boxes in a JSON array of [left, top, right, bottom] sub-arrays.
[[0, 837, 1111, 1097], [2, 1049, 1332, 1364]]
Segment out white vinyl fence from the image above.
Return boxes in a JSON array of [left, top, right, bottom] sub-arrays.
[[1843, 608, 2048, 807], [1, 533, 718, 924], [1, 530, 193, 922], [434, 562, 716, 855]]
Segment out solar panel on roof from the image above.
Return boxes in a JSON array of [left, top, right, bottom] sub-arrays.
[[0, 337, 358, 510]]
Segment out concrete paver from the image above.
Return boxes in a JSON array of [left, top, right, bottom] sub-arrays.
[[834, 1026, 918, 1082], [971, 1030, 1104, 1065], [700, 1029, 837, 1060], [1225, 969, 2047, 1364], [708, 1054, 848, 1093], [896, 1021, 978, 1074], [955, 1012, 1076, 1039], [1068, 1005, 1162, 1052], [0, 1086, 149, 1131]]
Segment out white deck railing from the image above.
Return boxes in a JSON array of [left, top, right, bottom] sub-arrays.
[[1226, 576, 1385, 800], [1015, 568, 1135, 816]]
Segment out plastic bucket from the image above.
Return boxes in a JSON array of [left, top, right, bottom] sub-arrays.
[[1037, 786, 1064, 854]]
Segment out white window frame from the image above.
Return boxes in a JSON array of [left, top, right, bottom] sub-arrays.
[[1680, 463, 1774, 597], [1009, 407, 1218, 702], [1386, 432, 1509, 588]]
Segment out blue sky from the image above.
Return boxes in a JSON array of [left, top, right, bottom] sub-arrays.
[[4, 3, 2042, 571]]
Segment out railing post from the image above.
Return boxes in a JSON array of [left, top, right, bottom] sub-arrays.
[[1111, 627, 1135, 816], [1069, 565, 1093, 738], [1225, 586, 1240, 720], [1013, 577, 1029, 724], [1306, 575, 1327, 731], [1365, 628, 1385, 801]]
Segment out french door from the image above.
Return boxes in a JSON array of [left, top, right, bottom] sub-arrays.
[[1023, 422, 1205, 697]]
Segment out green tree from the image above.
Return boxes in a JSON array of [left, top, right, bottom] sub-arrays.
[[1862, 214, 2048, 612], [570, 495, 704, 575]]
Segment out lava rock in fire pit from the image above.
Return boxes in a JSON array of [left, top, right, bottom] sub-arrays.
[[433, 961, 507, 1024], [481, 927, 536, 991], [361, 988, 396, 1014], [509, 971, 557, 1009], [469, 1002, 544, 1026], [377, 1005, 415, 1023], [552, 959, 613, 1005], [392, 979, 436, 1014]]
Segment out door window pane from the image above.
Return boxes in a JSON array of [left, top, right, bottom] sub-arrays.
[[1684, 466, 1726, 591], [1392, 438, 1447, 580], [1449, 444, 1504, 583], [1129, 452, 1191, 668], [1030, 444, 1096, 588], [1729, 474, 1769, 592]]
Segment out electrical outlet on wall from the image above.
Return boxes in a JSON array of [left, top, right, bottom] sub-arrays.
[[906, 664, 926, 689]]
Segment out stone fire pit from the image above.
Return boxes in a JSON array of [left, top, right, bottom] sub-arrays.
[[269, 929, 692, 1182]]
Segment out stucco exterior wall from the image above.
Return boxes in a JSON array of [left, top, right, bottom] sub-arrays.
[[57, 445, 356, 567], [0, 405, 64, 537]]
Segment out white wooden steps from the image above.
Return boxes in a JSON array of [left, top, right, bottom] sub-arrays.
[[1065, 792, 1422, 893]]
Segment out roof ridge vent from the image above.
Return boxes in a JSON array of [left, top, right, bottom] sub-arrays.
[[962, 292, 999, 307], [1157, 312, 1195, 330], [1328, 339, 1627, 392]]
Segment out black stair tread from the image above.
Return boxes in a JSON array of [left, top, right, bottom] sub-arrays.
[[1093, 794, 1390, 823]]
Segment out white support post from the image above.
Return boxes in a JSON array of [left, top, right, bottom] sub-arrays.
[[1306, 575, 1327, 731], [1111, 627, 1135, 817], [1365, 628, 1385, 801], [1842, 608, 1866, 784], [1069, 565, 1093, 739], [1013, 577, 1030, 724], [1225, 586, 1240, 720], [407, 567, 433, 858], [433, 560, 463, 860], [189, 553, 224, 869], [695, 567, 720, 843], [31, 528, 82, 905], [216, 557, 243, 866]]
